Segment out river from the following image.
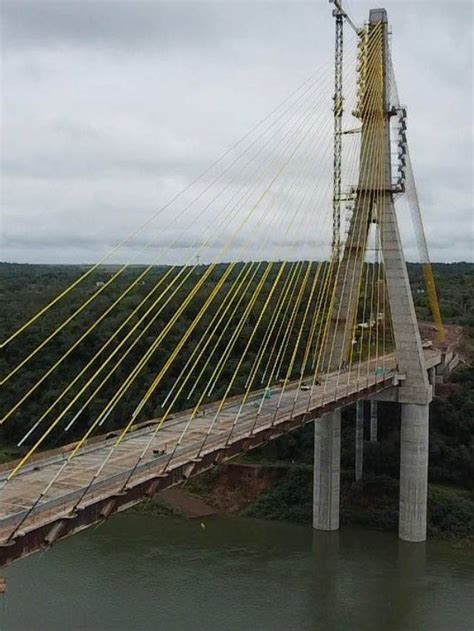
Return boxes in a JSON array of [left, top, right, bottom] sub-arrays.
[[1, 513, 473, 630]]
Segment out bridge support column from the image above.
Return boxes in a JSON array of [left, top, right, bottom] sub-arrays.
[[399, 402, 429, 542], [355, 401, 364, 481], [313, 409, 341, 531]]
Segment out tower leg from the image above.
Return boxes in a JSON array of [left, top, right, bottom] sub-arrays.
[[355, 400, 364, 481], [370, 400, 378, 442], [399, 403, 429, 542], [313, 409, 341, 531]]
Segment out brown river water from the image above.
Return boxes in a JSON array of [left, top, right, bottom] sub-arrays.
[[2, 513, 473, 630]]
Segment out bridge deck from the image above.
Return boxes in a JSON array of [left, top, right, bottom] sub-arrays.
[[0, 350, 441, 562]]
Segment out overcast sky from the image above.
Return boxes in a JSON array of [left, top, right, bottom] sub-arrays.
[[1, 0, 473, 264]]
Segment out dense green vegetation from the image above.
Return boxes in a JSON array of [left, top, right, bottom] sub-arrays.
[[243, 362, 474, 540], [0, 261, 472, 541], [0, 259, 391, 451], [409, 262, 474, 328], [240, 261, 474, 540]]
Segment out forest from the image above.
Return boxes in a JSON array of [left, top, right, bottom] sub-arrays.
[[241, 262, 474, 539], [0, 261, 473, 540], [1, 258, 393, 452]]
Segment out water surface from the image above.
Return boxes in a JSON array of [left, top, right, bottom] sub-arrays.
[[2, 514, 473, 630]]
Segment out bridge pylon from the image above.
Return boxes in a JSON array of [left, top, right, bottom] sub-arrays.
[[314, 7, 432, 542]]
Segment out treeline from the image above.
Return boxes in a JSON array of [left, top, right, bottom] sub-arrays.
[[242, 261, 474, 538], [243, 363, 474, 538], [0, 261, 470, 460], [409, 262, 474, 327], [0, 260, 388, 451], [247, 362, 474, 489]]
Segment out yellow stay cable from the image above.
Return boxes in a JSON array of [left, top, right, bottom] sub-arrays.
[[286, 135, 360, 415], [160, 261, 258, 407], [261, 262, 314, 428], [162, 117, 326, 409], [205, 98, 341, 400], [17, 96, 322, 477], [222, 137, 337, 433], [3, 48, 356, 494], [1, 56, 344, 350], [170, 179, 327, 449], [258, 131, 338, 399], [350, 40, 387, 389], [246, 45, 362, 385], [252, 83, 351, 391], [2, 64, 337, 386], [293, 25, 385, 411], [363, 29, 386, 388], [316, 26, 385, 402], [308, 88, 369, 377], [333, 27, 387, 398], [295, 131, 361, 415], [100, 94, 339, 481], [141, 186, 315, 468], [277, 81, 370, 419], [269, 110, 350, 389], [225, 263, 313, 440], [204, 98, 346, 443], [73, 263, 277, 508], [250, 265, 304, 388], [343, 75, 385, 395], [1, 264, 129, 384], [7, 158, 302, 511], [111, 102, 328, 451], [184, 95, 340, 401], [256, 262, 304, 385], [336, 61, 382, 392], [0, 38, 366, 528], [8, 66, 330, 435]]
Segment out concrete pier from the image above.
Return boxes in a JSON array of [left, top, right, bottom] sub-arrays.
[[313, 409, 341, 531], [399, 402, 429, 542], [370, 400, 378, 442], [355, 400, 364, 481]]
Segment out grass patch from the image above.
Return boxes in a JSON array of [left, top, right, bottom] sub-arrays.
[[428, 484, 474, 539], [242, 469, 474, 543], [0, 446, 22, 465], [129, 498, 184, 518], [244, 469, 313, 523]]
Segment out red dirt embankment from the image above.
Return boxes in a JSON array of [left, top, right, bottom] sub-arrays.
[[157, 464, 283, 517], [419, 322, 463, 354]]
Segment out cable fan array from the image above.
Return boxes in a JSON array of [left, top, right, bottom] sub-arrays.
[[0, 25, 419, 544]]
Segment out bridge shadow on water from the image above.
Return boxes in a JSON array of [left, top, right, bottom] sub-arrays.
[[1, 513, 473, 631]]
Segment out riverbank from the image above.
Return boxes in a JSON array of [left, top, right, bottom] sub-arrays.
[[131, 461, 473, 546], [129, 358, 474, 546], [130, 359, 474, 546]]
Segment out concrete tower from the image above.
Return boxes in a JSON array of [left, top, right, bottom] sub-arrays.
[[314, 8, 431, 542]]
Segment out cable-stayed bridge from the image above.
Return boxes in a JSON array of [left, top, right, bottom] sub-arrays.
[[0, 4, 458, 566], [0, 350, 447, 566]]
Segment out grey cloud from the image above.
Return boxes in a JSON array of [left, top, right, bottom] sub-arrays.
[[1, 0, 473, 264], [1, 1, 223, 52], [1, 1, 319, 55]]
